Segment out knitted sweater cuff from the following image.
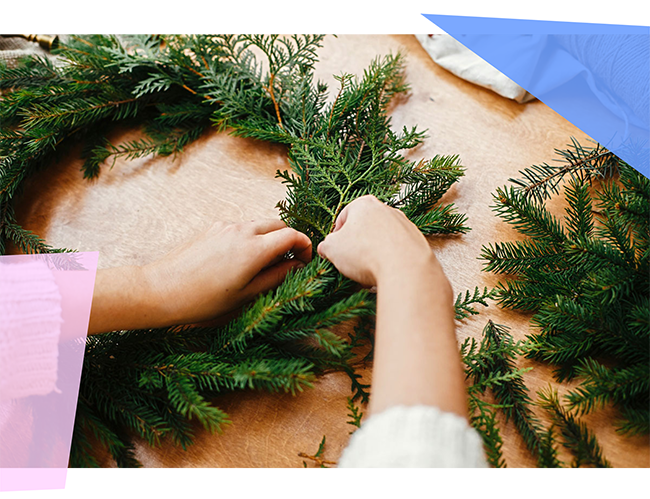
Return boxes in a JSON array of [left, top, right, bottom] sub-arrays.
[[0, 260, 63, 401], [338, 404, 488, 468]]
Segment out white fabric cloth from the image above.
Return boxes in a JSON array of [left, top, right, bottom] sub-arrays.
[[416, 34, 535, 104], [0, 260, 62, 402], [338, 404, 488, 468]]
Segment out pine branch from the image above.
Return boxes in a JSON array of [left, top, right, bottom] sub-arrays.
[[491, 186, 566, 247], [564, 359, 649, 434]]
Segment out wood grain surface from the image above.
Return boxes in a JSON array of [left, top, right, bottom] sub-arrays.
[[12, 34, 650, 468]]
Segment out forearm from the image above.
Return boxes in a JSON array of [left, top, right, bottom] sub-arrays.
[[369, 255, 468, 419], [88, 266, 170, 335]]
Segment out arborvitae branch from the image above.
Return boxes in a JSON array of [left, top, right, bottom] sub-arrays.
[[346, 397, 363, 433], [454, 287, 497, 321]]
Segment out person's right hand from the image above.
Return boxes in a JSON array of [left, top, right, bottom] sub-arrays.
[[316, 195, 438, 287], [317, 198, 463, 421]]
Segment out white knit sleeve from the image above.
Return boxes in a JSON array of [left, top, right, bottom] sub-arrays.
[[0, 260, 63, 402], [338, 405, 488, 468]]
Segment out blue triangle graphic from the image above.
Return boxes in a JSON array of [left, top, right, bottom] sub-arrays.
[[422, 14, 650, 178]]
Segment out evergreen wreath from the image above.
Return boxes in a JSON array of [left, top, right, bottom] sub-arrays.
[[0, 35, 470, 467]]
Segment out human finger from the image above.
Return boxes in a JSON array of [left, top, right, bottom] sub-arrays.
[[316, 230, 340, 262], [331, 194, 382, 234], [332, 205, 349, 233], [250, 218, 287, 235], [317, 236, 328, 259], [245, 258, 304, 297], [262, 227, 313, 264]]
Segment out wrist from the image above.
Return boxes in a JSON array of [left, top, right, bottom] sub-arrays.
[[375, 250, 444, 285], [138, 263, 179, 327], [89, 265, 176, 334]]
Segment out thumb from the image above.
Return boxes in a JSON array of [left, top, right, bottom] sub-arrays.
[[317, 234, 335, 261]]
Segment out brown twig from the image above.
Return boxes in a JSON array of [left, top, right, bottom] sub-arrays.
[[523, 150, 613, 195], [298, 453, 337, 467], [268, 73, 284, 130]]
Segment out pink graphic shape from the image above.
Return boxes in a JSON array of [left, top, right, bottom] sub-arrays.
[[0, 468, 67, 491], [0, 252, 98, 491]]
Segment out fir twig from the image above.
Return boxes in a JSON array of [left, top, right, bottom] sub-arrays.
[[537, 386, 611, 468], [346, 397, 363, 434], [482, 155, 649, 436], [462, 321, 562, 467]]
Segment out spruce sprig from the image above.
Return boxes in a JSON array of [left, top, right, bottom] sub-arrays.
[[537, 386, 611, 468], [509, 137, 622, 202], [461, 321, 561, 467], [483, 146, 649, 436]]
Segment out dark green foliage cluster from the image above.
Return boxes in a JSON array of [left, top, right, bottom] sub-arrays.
[[537, 386, 611, 468], [461, 321, 560, 467], [454, 286, 497, 321], [482, 142, 649, 436], [508, 138, 621, 203], [346, 397, 363, 433], [0, 35, 468, 467], [461, 318, 616, 468]]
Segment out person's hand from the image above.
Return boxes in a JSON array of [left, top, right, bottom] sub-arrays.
[[317, 195, 438, 287], [142, 219, 312, 325], [318, 197, 464, 419]]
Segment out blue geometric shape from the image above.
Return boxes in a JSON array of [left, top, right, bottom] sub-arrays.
[[423, 14, 650, 179], [422, 15, 649, 34]]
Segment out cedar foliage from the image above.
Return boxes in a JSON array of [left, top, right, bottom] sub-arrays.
[[0, 35, 469, 467]]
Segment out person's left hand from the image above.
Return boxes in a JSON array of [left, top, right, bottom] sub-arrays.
[[142, 218, 312, 325]]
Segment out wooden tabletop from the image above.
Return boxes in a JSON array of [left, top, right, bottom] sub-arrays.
[[13, 34, 650, 468]]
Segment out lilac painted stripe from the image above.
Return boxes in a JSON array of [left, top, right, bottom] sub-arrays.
[[0, 252, 98, 492], [0, 468, 67, 491]]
